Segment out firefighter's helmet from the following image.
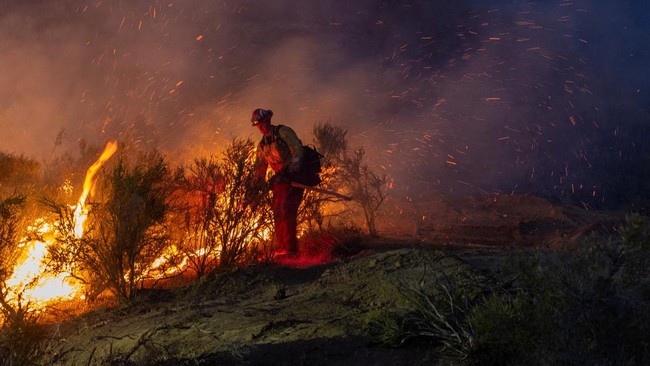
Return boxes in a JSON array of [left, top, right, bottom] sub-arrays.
[[251, 109, 273, 125]]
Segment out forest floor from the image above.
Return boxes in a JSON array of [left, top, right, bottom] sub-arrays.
[[40, 193, 623, 366]]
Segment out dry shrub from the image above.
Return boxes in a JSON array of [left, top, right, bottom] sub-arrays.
[[0, 153, 40, 197], [311, 122, 388, 238], [45, 149, 180, 305], [0, 195, 46, 366], [176, 138, 272, 276], [0, 305, 45, 366]]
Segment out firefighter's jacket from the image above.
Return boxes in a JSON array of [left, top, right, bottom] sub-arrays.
[[255, 125, 304, 177]]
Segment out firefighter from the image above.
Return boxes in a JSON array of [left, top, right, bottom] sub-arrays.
[[250, 108, 305, 258]]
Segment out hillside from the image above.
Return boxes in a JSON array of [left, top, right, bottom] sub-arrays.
[[40, 194, 623, 365]]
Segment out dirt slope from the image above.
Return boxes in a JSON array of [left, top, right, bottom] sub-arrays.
[[46, 249, 471, 365], [42, 194, 621, 365]]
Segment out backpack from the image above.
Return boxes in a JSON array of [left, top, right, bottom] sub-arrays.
[[296, 144, 323, 187], [273, 125, 323, 187]]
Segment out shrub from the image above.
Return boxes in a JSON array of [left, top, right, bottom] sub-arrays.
[[0, 195, 26, 281], [337, 147, 387, 237], [364, 272, 482, 362], [310, 122, 388, 237], [0, 304, 45, 366], [177, 138, 273, 275], [0, 153, 40, 197], [46, 150, 180, 304], [0, 195, 46, 366], [296, 123, 348, 233], [365, 214, 650, 365]]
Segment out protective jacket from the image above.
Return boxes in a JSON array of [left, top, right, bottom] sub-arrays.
[[253, 124, 305, 256], [255, 125, 304, 175]]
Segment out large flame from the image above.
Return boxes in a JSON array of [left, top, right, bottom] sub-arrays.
[[5, 139, 277, 310], [73, 141, 118, 238], [6, 141, 118, 308]]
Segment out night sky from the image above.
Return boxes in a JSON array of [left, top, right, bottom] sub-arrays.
[[1, 0, 648, 209]]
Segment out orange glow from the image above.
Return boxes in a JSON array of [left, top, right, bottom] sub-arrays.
[[6, 141, 118, 309], [146, 245, 188, 279], [4, 139, 295, 312], [6, 241, 79, 305]]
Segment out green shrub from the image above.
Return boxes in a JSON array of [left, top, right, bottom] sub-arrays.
[[363, 273, 481, 362], [365, 214, 650, 365], [469, 292, 559, 366], [363, 309, 407, 347]]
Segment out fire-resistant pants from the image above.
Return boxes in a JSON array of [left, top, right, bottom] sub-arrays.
[[272, 180, 304, 254]]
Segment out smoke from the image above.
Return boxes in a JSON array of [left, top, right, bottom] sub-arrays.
[[0, 0, 648, 208]]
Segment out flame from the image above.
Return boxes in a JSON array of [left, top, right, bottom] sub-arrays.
[[74, 141, 118, 237], [146, 245, 188, 279], [6, 241, 78, 304], [5, 139, 280, 310], [6, 141, 118, 308]]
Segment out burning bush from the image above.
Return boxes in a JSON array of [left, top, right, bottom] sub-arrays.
[[310, 122, 387, 237], [298, 122, 349, 232], [0, 195, 26, 285], [176, 138, 273, 276], [0, 195, 47, 365], [46, 149, 181, 304], [0, 126, 383, 316], [0, 304, 44, 366]]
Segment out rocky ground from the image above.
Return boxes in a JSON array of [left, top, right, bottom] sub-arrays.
[[40, 194, 623, 366]]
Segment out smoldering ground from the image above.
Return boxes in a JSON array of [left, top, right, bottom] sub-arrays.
[[1, 0, 648, 209]]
